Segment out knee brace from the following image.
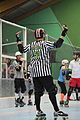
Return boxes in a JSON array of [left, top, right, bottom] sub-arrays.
[[62, 89, 67, 95], [63, 91, 67, 95], [68, 87, 73, 96], [21, 87, 26, 93]]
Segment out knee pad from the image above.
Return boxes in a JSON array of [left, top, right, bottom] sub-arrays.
[[63, 91, 67, 95], [28, 89, 33, 95], [21, 87, 26, 93], [15, 88, 20, 94], [62, 89, 67, 95]]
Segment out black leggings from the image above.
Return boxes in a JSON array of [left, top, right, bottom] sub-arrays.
[[67, 86, 79, 100], [58, 81, 67, 95], [33, 76, 59, 112]]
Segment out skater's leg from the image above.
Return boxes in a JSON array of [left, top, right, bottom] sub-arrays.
[[75, 88, 79, 100], [33, 77, 46, 117], [14, 78, 21, 106], [66, 87, 73, 101], [65, 86, 74, 106], [28, 89, 33, 105], [35, 93, 41, 111], [42, 76, 68, 116], [20, 78, 26, 105], [58, 81, 67, 105], [49, 92, 59, 111]]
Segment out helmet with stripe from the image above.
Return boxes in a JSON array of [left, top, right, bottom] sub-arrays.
[[35, 28, 46, 39]]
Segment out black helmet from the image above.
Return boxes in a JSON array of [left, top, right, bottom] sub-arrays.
[[73, 51, 80, 56], [35, 28, 46, 39]]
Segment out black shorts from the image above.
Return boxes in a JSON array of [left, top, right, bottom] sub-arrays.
[[14, 78, 26, 93], [33, 75, 56, 94]]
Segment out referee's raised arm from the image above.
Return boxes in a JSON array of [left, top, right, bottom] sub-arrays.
[[16, 31, 30, 53], [54, 24, 68, 48]]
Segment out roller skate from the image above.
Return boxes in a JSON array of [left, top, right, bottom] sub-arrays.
[[20, 97, 26, 106], [15, 97, 25, 107], [64, 101, 69, 107], [35, 110, 46, 120], [27, 100, 33, 105], [54, 111, 68, 116], [54, 111, 68, 120], [15, 98, 20, 107], [60, 101, 64, 107]]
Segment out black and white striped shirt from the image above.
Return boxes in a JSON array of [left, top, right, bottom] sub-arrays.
[[18, 38, 63, 78]]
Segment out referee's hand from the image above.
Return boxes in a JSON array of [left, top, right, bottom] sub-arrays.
[[16, 31, 21, 37], [16, 31, 22, 44]]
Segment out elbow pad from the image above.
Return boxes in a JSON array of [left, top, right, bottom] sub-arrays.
[[62, 71, 65, 76]]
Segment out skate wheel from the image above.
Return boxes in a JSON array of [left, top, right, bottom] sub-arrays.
[[35, 116, 46, 120], [15, 105, 18, 107], [63, 116, 69, 120]]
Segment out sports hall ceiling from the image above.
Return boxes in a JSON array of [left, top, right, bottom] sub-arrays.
[[0, 0, 60, 22]]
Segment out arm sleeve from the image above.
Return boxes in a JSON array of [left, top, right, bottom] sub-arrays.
[[18, 44, 31, 53], [16, 36, 31, 53], [46, 38, 64, 49], [54, 38, 64, 48]]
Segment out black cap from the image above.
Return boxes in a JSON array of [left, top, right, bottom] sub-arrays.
[[73, 51, 80, 56]]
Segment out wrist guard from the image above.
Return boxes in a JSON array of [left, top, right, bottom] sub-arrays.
[[16, 35, 21, 42], [61, 26, 68, 37]]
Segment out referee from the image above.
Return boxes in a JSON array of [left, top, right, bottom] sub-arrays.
[[16, 25, 68, 117]]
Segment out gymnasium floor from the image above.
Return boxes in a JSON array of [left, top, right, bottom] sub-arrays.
[[0, 94, 80, 120]]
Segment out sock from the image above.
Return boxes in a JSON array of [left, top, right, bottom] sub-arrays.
[[15, 93, 20, 100], [60, 93, 64, 101], [66, 96, 70, 101], [20, 92, 24, 100]]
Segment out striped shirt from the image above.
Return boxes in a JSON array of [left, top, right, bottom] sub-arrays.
[[18, 38, 63, 78]]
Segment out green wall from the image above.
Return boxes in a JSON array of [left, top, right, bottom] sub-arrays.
[[2, 23, 23, 56], [18, 7, 69, 44], [50, 0, 80, 47]]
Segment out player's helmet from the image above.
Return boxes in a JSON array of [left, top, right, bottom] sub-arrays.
[[35, 28, 46, 39], [73, 51, 80, 56], [15, 51, 22, 57], [62, 59, 69, 65]]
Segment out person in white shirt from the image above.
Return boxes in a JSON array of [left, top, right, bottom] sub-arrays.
[[65, 51, 80, 106]]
